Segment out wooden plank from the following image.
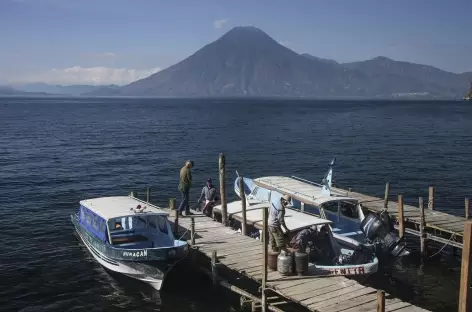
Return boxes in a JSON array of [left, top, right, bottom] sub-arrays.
[[291, 280, 360, 302], [321, 293, 378, 312], [393, 306, 429, 312], [307, 286, 377, 309], [284, 278, 356, 297]]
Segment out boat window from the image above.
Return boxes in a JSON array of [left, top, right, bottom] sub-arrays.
[[340, 201, 359, 219], [322, 201, 339, 213], [99, 219, 106, 233], [157, 216, 169, 234], [92, 215, 100, 231], [85, 210, 92, 225]]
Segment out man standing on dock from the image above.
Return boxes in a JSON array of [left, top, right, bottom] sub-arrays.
[[177, 160, 194, 216], [268, 194, 291, 252]]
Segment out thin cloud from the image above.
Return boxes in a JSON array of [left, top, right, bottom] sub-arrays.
[[213, 18, 228, 29], [9, 66, 161, 85]]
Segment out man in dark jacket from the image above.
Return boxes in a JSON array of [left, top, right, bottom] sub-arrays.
[[177, 160, 193, 216], [289, 226, 318, 253], [197, 178, 219, 216]]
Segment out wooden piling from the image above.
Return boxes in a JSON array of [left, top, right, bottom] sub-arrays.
[[348, 187, 352, 193], [174, 208, 179, 234], [459, 221, 472, 312], [211, 250, 218, 287], [377, 290, 385, 312], [397, 195, 405, 239], [428, 186, 434, 210], [130, 191, 136, 198], [146, 187, 151, 203], [383, 182, 390, 210], [190, 217, 195, 246], [466, 198, 470, 219], [419, 197, 426, 257], [239, 177, 248, 236], [219, 153, 228, 226], [261, 192, 269, 312], [169, 198, 176, 210]]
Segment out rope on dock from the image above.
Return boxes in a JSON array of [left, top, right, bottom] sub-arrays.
[[428, 233, 456, 258]]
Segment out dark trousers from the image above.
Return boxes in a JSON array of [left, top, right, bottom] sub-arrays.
[[178, 191, 189, 212]]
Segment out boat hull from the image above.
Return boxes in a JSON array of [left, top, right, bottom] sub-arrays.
[[71, 214, 186, 291]]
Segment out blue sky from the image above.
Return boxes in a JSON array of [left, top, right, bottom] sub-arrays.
[[1, 0, 471, 85]]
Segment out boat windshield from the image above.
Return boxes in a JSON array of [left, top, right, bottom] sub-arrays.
[[108, 214, 171, 236], [340, 200, 359, 219]]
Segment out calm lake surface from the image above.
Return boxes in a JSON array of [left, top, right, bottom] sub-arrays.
[[1, 97, 471, 312]]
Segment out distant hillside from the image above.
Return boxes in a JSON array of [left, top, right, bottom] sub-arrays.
[[343, 57, 469, 98], [77, 27, 472, 98], [0, 86, 50, 96], [301, 53, 339, 65], [15, 83, 120, 96]]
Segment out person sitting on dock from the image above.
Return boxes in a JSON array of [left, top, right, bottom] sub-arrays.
[[268, 194, 291, 252], [289, 226, 318, 253], [177, 160, 194, 217], [197, 178, 219, 216]]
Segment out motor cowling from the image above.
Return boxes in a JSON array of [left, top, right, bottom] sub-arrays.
[[360, 212, 408, 258]]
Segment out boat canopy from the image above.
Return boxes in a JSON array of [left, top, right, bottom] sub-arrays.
[[253, 176, 358, 207], [80, 196, 168, 221]]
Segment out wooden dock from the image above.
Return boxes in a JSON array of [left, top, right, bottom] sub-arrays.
[[169, 208, 430, 312], [334, 186, 466, 249]]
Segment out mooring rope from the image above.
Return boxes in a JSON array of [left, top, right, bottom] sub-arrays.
[[429, 233, 456, 258]]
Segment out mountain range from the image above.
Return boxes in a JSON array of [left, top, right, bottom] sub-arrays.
[[4, 26, 471, 99]]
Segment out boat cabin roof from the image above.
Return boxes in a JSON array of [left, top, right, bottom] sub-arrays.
[[253, 176, 358, 207], [79, 196, 168, 221]]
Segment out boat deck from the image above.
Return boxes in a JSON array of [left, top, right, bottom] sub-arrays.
[[172, 209, 429, 312]]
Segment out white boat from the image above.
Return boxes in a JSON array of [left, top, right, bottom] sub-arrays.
[[71, 196, 188, 290], [233, 158, 409, 259], [213, 199, 379, 277]]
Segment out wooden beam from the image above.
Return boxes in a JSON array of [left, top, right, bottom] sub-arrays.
[[397, 195, 404, 239], [428, 186, 434, 210], [383, 182, 390, 210], [262, 192, 269, 312], [219, 153, 228, 226], [419, 197, 426, 258], [239, 177, 247, 236], [377, 290, 385, 312], [466, 198, 470, 219], [459, 221, 472, 312]]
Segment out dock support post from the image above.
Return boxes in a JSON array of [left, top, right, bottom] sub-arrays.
[[383, 182, 390, 210], [348, 187, 352, 193], [466, 198, 470, 219], [377, 290, 385, 312], [428, 186, 434, 210], [219, 153, 228, 226], [459, 221, 472, 312], [174, 207, 179, 235], [239, 177, 247, 236], [419, 197, 426, 258], [169, 198, 176, 210], [261, 192, 269, 312], [146, 187, 151, 203], [398, 195, 405, 239], [211, 250, 219, 287], [130, 191, 136, 198], [190, 217, 195, 246]]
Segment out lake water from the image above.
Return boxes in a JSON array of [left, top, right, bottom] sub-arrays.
[[1, 97, 471, 312]]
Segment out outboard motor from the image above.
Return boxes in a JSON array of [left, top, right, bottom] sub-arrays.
[[360, 212, 408, 258]]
